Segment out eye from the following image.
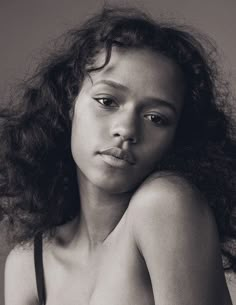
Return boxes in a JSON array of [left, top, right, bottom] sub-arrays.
[[94, 97, 118, 108], [144, 113, 169, 126]]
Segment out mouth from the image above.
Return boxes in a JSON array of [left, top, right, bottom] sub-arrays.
[[98, 147, 136, 168]]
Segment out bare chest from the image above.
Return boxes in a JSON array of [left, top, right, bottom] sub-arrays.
[[43, 229, 154, 305]]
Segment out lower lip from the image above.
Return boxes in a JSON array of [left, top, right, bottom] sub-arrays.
[[99, 153, 131, 169]]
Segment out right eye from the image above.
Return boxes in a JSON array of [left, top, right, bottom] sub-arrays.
[[94, 97, 118, 108]]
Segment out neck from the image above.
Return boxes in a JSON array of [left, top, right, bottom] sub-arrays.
[[77, 171, 133, 249]]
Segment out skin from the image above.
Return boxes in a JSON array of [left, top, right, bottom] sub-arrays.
[[5, 48, 232, 305]]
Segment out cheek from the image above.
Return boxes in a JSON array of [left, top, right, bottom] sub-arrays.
[[141, 128, 176, 164], [71, 103, 92, 168], [70, 103, 108, 167], [159, 129, 177, 153], [71, 111, 86, 152]]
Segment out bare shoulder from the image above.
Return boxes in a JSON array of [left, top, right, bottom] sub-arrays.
[[126, 172, 231, 305], [127, 171, 219, 258], [126, 171, 217, 252], [5, 244, 38, 305], [128, 171, 212, 227]]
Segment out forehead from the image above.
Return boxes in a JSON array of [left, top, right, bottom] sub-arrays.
[[83, 48, 185, 110]]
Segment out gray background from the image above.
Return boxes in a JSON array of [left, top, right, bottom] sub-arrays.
[[0, 0, 236, 304]]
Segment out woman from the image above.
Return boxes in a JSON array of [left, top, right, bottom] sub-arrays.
[[2, 7, 236, 305]]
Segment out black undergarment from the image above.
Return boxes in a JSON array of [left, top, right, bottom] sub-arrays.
[[34, 233, 46, 305]]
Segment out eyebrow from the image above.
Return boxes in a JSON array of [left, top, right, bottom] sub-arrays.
[[93, 79, 178, 114], [93, 79, 129, 92]]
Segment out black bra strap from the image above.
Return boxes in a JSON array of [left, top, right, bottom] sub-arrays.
[[34, 233, 46, 305]]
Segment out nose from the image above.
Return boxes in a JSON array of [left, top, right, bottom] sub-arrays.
[[111, 110, 138, 144]]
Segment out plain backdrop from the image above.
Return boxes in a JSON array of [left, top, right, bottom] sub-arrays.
[[0, 0, 236, 304]]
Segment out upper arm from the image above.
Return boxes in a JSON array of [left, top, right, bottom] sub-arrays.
[[128, 175, 228, 305], [5, 246, 38, 305]]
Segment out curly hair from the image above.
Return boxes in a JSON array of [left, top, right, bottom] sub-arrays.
[[1, 7, 236, 271]]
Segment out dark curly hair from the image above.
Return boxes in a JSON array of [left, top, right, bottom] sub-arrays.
[[1, 7, 236, 271]]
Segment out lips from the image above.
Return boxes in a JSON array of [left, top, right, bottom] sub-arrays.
[[99, 147, 136, 165]]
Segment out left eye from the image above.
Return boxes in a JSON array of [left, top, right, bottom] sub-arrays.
[[94, 97, 118, 107], [144, 114, 168, 126]]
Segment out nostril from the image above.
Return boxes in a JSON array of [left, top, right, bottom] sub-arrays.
[[112, 119, 138, 144], [129, 137, 137, 144], [113, 133, 137, 144]]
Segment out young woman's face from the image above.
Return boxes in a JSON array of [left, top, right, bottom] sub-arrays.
[[71, 48, 185, 193]]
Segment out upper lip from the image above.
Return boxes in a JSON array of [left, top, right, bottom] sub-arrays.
[[99, 147, 136, 165]]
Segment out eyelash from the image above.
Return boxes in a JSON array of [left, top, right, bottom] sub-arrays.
[[94, 97, 118, 108], [144, 114, 169, 126]]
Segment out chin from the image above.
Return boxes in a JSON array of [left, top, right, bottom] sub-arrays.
[[90, 172, 143, 194], [99, 178, 138, 194], [76, 161, 150, 194]]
